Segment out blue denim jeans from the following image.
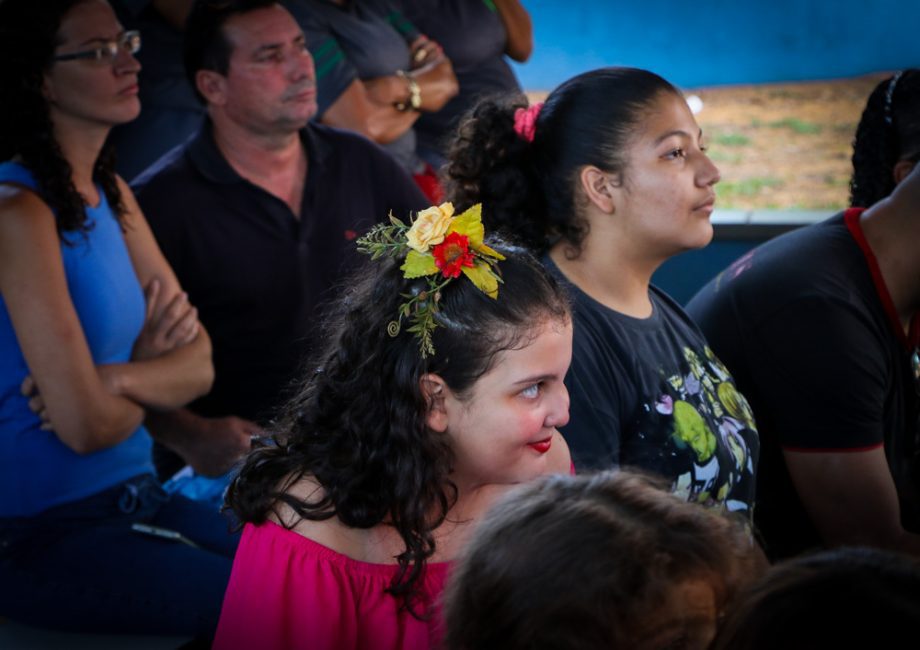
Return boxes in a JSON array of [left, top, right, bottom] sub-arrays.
[[0, 474, 240, 639]]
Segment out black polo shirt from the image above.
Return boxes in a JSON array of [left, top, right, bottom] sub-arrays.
[[133, 122, 427, 423]]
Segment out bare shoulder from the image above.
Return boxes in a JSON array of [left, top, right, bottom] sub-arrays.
[[113, 174, 144, 225], [269, 475, 379, 560], [0, 183, 54, 222], [0, 185, 58, 251], [115, 173, 136, 199]]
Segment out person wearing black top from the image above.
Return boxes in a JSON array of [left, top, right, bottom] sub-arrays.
[[688, 148, 920, 560], [134, 0, 426, 478], [444, 67, 759, 517]]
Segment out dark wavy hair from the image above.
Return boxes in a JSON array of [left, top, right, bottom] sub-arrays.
[[444, 470, 765, 650], [226, 239, 570, 614], [445, 67, 679, 256], [184, 0, 277, 104], [713, 547, 920, 649], [0, 0, 127, 238], [850, 69, 920, 207]]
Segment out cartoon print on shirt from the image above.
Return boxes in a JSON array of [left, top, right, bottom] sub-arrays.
[[645, 346, 758, 513]]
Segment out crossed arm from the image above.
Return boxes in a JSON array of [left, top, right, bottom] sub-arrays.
[[320, 36, 458, 145], [0, 178, 212, 454]]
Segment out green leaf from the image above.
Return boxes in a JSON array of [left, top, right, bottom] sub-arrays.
[[462, 261, 500, 298], [477, 242, 506, 260], [401, 250, 438, 278], [449, 204, 484, 247]]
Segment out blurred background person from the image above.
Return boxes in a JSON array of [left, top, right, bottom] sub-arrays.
[[133, 0, 427, 490], [283, 0, 458, 201], [397, 0, 532, 167], [849, 69, 920, 207]]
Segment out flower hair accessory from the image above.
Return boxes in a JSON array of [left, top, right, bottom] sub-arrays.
[[356, 202, 505, 357], [513, 102, 543, 142]]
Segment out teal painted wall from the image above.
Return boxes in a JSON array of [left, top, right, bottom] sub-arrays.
[[515, 0, 918, 90]]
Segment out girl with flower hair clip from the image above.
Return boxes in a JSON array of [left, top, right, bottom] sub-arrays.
[[215, 203, 573, 649], [445, 67, 760, 521]]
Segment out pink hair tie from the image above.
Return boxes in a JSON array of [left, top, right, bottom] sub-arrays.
[[513, 102, 543, 143]]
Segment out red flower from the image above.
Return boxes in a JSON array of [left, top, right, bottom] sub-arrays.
[[432, 232, 474, 278]]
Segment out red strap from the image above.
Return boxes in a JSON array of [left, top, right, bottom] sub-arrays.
[[844, 208, 920, 350]]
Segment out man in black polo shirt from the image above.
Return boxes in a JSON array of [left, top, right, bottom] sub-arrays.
[[133, 0, 426, 475], [687, 162, 920, 560]]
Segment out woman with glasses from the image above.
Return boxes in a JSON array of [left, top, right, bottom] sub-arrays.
[[0, 0, 238, 640]]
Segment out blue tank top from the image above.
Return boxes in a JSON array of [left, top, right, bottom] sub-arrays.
[[0, 162, 154, 517]]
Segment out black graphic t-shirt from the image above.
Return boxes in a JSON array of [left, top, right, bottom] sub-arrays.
[[548, 258, 760, 516]]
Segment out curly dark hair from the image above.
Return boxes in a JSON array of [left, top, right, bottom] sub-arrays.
[[850, 69, 920, 207], [226, 239, 570, 614], [443, 470, 765, 650], [445, 67, 680, 256], [0, 0, 128, 238]]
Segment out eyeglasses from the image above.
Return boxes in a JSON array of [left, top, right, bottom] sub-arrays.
[[53, 30, 141, 65]]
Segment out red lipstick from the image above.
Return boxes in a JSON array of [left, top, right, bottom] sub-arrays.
[[528, 437, 552, 454]]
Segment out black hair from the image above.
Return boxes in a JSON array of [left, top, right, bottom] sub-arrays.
[[849, 69, 920, 207], [443, 470, 764, 650], [713, 547, 920, 649], [184, 0, 277, 104], [445, 67, 680, 255], [0, 0, 127, 237], [226, 238, 570, 614]]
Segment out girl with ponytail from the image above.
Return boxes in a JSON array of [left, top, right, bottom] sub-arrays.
[[446, 67, 760, 519]]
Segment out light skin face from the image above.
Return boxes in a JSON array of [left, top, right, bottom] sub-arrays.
[[198, 5, 317, 136], [43, 0, 141, 133], [632, 577, 722, 650], [605, 91, 721, 262], [426, 318, 573, 494]]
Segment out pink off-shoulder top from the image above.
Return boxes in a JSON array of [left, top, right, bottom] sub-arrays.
[[214, 521, 450, 650]]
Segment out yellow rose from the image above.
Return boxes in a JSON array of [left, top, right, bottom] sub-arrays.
[[406, 202, 454, 253]]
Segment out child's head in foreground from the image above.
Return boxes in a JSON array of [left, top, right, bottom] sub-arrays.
[[443, 470, 764, 650]]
